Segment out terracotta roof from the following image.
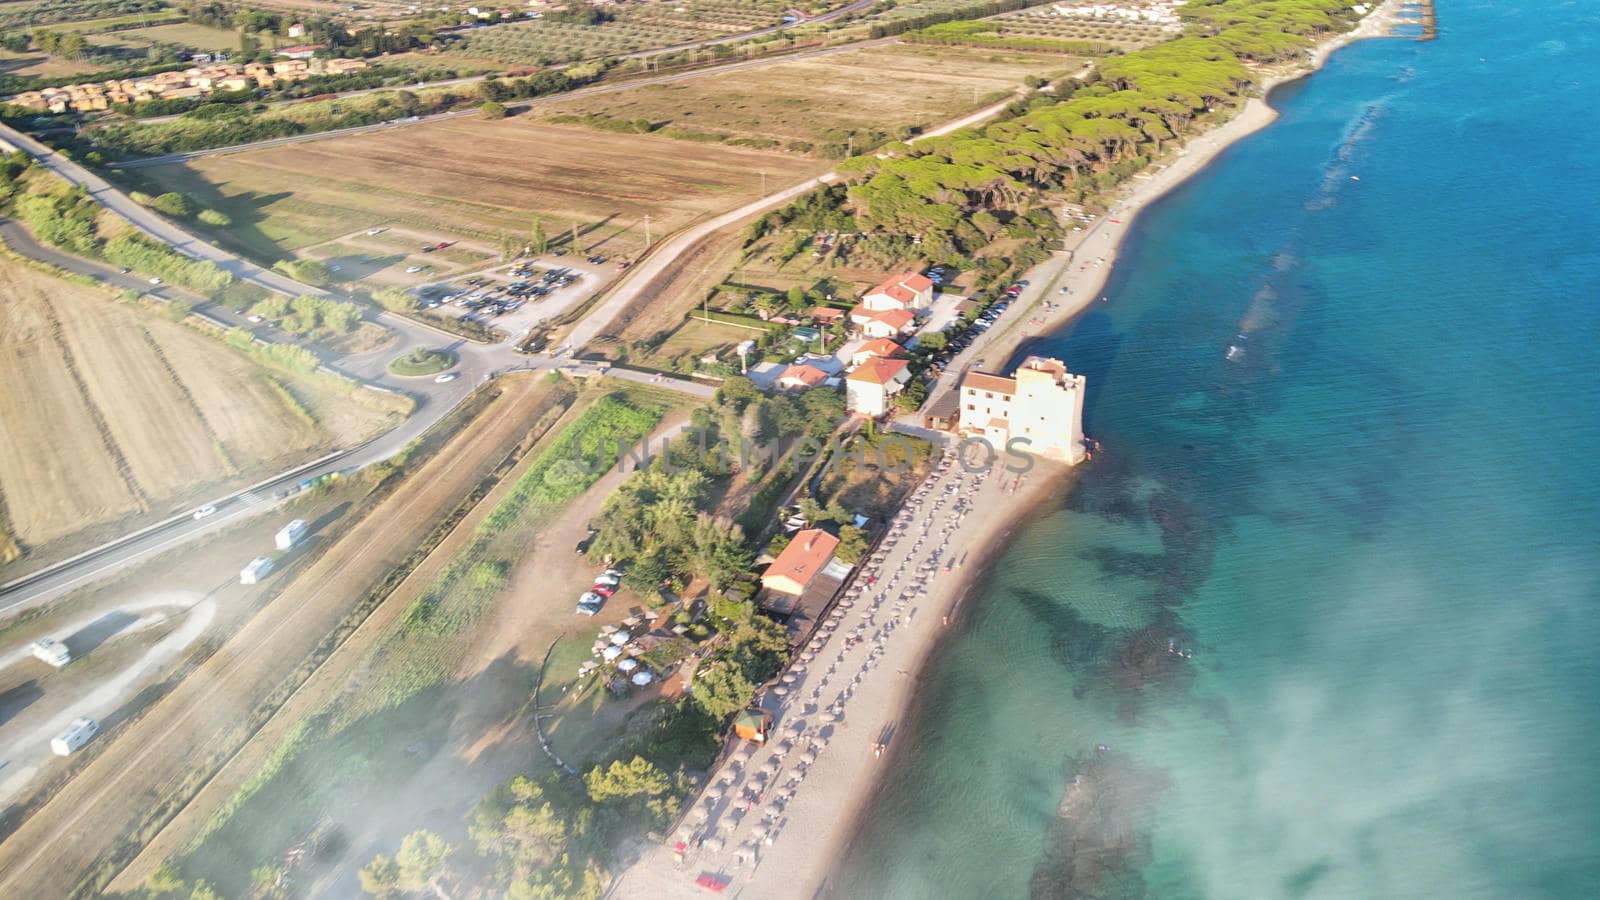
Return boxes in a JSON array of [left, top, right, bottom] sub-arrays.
[[848, 356, 909, 386], [867, 308, 915, 329], [777, 364, 828, 387], [962, 371, 1017, 395], [865, 272, 934, 308], [854, 338, 906, 360], [812, 306, 845, 322], [762, 529, 840, 594]]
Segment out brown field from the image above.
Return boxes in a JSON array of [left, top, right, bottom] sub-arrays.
[[0, 48, 103, 80], [0, 258, 396, 560], [138, 119, 827, 266], [0, 374, 564, 898], [535, 43, 1080, 151]]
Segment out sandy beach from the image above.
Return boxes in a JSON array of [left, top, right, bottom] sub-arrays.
[[606, 5, 1404, 896]]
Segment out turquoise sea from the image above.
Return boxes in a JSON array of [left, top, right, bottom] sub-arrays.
[[833, 3, 1600, 898]]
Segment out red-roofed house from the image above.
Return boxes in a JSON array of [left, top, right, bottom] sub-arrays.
[[846, 357, 912, 417], [862, 272, 935, 312], [762, 528, 840, 596], [857, 307, 917, 340], [850, 338, 908, 367], [776, 364, 828, 391], [811, 306, 846, 326]]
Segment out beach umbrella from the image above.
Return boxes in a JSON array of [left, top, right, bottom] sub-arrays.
[[819, 711, 836, 723], [772, 686, 788, 696], [781, 674, 797, 684], [801, 747, 818, 763], [602, 645, 623, 661], [703, 836, 724, 853], [735, 745, 754, 762], [776, 739, 794, 754], [704, 783, 724, 799], [762, 756, 781, 773], [616, 658, 639, 672]]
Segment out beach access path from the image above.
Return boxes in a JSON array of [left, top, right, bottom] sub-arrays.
[[609, 449, 1070, 897]]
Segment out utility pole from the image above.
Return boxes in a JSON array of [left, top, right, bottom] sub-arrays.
[[761, 170, 767, 194], [571, 222, 579, 252], [644, 213, 651, 250]]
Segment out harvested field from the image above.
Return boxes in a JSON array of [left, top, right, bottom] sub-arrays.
[[138, 118, 826, 265], [0, 257, 394, 559], [0, 374, 564, 898], [536, 43, 1079, 153]]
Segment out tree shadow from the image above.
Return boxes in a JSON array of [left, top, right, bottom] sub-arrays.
[[0, 680, 43, 728]]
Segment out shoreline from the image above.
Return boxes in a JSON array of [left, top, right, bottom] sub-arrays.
[[812, 0, 1406, 890], [607, 5, 1404, 896]]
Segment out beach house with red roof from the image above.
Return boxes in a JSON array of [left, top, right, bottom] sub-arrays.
[[762, 529, 840, 596], [850, 338, 908, 367], [850, 307, 917, 339], [862, 272, 935, 312], [776, 364, 829, 391], [846, 357, 912, 417]]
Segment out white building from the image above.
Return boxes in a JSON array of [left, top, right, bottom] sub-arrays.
[[846, 357, 912, 418], [959, 356, 1087, 463]]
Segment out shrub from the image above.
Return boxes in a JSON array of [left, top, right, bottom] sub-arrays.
[[197, 208, 231, 227], [150, 192, 194, 217], [479, 100, 508, 119]]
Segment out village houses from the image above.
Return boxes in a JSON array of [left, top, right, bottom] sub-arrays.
[[7, 55, 368, 114]]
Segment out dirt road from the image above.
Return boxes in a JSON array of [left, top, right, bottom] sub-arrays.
[[0, 375, 559, 897]]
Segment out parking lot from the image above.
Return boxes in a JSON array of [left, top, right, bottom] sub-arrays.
[[414, 255, 615, 341]]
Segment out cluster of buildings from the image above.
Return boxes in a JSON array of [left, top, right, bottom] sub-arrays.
[[1049, 1, 1187, 26], [7, 54, 368, 114]]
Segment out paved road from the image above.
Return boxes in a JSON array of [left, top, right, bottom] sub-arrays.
[[115, 37, 896, 169]]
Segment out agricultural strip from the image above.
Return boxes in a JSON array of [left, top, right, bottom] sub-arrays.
[[535, 43, 1081, 153], [0, 374, 562, 897], [135, 119, 826, 264], [0, 256, 395, 563]]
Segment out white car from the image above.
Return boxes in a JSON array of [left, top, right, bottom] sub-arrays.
[[247, 314, 264, 323], [148, 277, 162, 285], [594, 573, 621, 587], [192, 505, 218, 520], [405, 265, 424, 274], [367, 227, 386, 235], [434, 372, 459, 383]]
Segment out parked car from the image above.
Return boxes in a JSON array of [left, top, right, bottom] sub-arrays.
[[192, 504, 217, 520], [590, 584, 616, 598], [434, 372, 459, 383], [576, 592, 604, 615], [148, 277, 162, 285], [405, 265, 424, 273], [594, 573, 621, 587]]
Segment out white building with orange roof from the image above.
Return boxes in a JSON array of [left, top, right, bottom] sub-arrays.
[[846, 357, 912, 417]]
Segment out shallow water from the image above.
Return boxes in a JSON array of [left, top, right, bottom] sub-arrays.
[[834, 3, 1600, 897]]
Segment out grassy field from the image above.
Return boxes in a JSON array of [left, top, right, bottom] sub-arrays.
[[536, 43, 1080, 153], [0, 48, 104, 80], [0, 256, 398, 561], [135, 117, 826, 264], [92, 22, 245, 54]]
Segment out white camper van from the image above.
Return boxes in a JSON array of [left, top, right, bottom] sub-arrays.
[[275, 519, 308, 551], [31, 638, 71, 668], [240, 555, 275, 585], [51, 717, 98, 756]]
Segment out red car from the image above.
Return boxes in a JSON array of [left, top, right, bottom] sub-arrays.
[[590, 583, 617, 598]]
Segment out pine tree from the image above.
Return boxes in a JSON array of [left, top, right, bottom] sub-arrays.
[[529, 217, 548, 255]]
